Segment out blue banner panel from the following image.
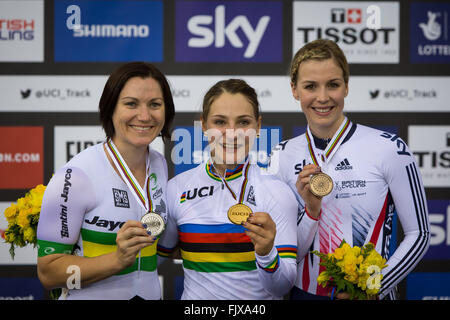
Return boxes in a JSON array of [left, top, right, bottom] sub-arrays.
[[172, 125, 282, 175], [410, 2, 450, 63], [425, 199, 450, 260], [175, 1, 283, 62], [407, 272, 450, 300], [0, 278, 44, 300], [54, 0, 163, 62]]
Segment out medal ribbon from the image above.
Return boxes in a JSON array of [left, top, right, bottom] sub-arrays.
[[106, 139, 153, 213], [209, 159, 250, 204], [305, 117, 351, 167]]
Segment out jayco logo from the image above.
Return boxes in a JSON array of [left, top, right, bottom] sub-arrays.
[[175, 1, 282, 62]]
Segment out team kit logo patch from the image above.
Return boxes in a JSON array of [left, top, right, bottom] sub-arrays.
[[112, 188, 130, 208]]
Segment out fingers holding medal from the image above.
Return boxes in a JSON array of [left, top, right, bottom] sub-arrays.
[[309, 172, 333, 197], [296, 164, 327, 219], [141, 212, 165, 238], [242, 211, 276, 257]]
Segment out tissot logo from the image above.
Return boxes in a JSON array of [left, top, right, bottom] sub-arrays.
[[175, 1, 282, 62], [331, 8, 362, 24], [293, 1, 399, 63]]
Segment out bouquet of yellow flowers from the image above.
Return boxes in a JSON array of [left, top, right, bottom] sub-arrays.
[[312, 239, 387, 300], [3, 184, 46, 259]]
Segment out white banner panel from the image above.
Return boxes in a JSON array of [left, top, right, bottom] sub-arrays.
[[408, 125, 450, 188], [54, 126, 164, 172], [1, 75, 449, 112], [293, 1, 400, 63], [0, 0, 44, 62]]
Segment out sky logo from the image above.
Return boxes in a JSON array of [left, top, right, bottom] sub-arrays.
[[175, 1, 282, 62], [54, 0, 163, 62], [410, 3, 450, 63]]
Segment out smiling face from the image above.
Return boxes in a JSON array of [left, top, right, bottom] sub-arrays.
[[202, 92, 261, 170], [111, 76, 165, 152], [291, 58, 348, 139]]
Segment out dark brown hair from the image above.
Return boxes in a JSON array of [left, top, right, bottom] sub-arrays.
[[202, 79, 260, 120], [99, 62, 175, 143]]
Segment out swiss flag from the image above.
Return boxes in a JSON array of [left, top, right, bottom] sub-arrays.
[[347, 8, 362, 23]]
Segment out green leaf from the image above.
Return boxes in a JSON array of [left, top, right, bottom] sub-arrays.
[[9, 243, 15, 260]]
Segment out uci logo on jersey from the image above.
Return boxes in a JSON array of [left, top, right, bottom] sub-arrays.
[[175, 1, 282, 62], [180, 186, 215, 203]]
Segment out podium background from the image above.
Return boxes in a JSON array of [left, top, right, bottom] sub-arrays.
[[0, 0, 449, 300]]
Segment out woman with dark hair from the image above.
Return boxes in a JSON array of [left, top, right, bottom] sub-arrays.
[[36, 62, 175, 300], [157, 79, 299, 299]]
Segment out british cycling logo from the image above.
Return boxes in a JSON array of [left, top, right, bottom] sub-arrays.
[[54, 0, 163, 62], [0, 19, 35, 41], [175, 1, 282, 62]]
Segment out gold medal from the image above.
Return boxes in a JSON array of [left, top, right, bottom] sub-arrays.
[[141, 212, 165, 237], [310, 172, 333, 197], [227, 203, 253, 225]]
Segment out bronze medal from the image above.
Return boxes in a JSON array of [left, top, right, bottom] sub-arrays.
[[227, 203, 253, 225], [310, 172, 333, 197], [141, 212, 165, 237]]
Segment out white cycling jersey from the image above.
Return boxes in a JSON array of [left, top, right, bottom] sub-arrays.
[[157, 159, 298, 299], [36, 142, 168, 300], [268, 118, 430, 299]]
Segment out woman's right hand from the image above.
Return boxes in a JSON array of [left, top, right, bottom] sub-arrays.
[[114, 220, 156, 269], [295, 164, 323, 219]]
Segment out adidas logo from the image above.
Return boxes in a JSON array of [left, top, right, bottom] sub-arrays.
[[335, 158, 353, 171]]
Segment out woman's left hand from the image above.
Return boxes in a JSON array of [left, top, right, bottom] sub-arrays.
[[243, 212, 276, 256]]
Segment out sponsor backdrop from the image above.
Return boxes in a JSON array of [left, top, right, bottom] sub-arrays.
[[0, 0, 449, 300]]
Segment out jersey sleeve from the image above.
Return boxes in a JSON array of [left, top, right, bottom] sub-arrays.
[[157, 177, 179, 258], [268, 140, 319, 262], [37, 166, 96, 257], [377, 133, 430, 299], [266, 140, 286, 181], [254, 178, 298, 297], [296, 206, 320, 261]]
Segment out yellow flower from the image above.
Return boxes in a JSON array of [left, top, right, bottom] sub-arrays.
[[29, 185, 45, 209], [17, 208, 32, 229], [333, 248, 344, 260], [317, 271, 329, 286], [23, 227, 36, 243], [4, 203, 18, 223], [365, 250, 387, 269], [5, 230, 15, 242], [351, 246, 361, 257]]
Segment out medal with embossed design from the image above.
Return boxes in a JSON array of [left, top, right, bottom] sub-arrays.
[[309, 172, 333, 197], [227, 203, 253, 225], [141, 211, 165, 237], [209, 160, 253, 225], [106, 139, 165, 237], [306, 117, 352, 198]]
